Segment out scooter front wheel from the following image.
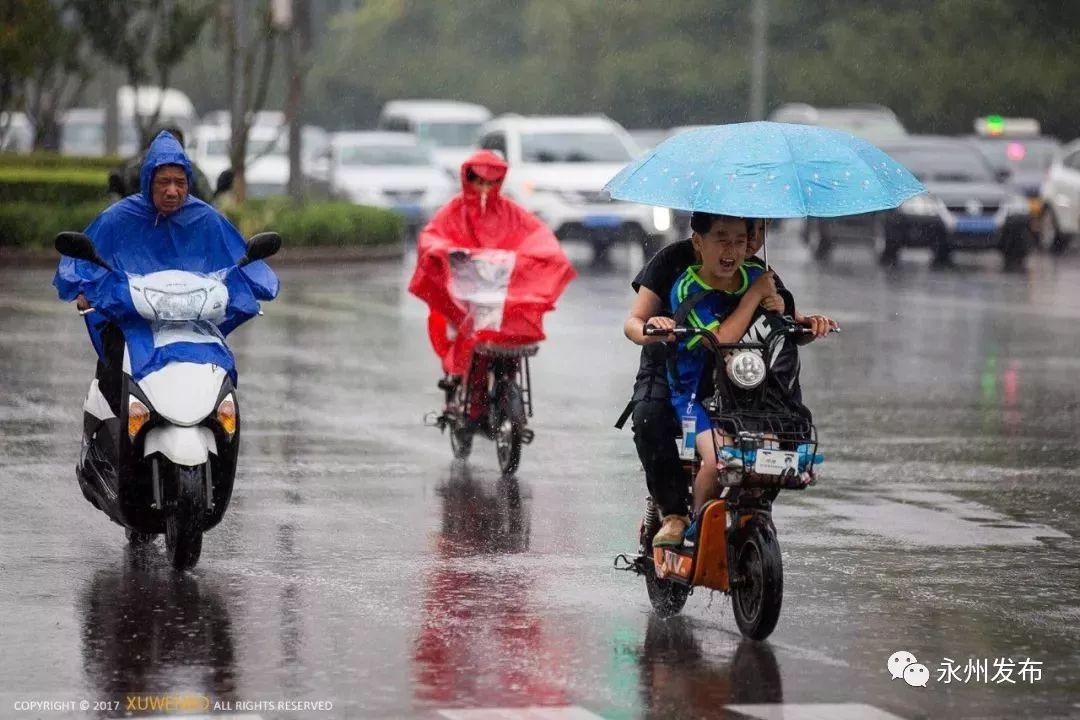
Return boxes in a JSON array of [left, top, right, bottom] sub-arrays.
[[494, 383, 524, 476], [731, 524, 783, 640], [165, 465, 206, 570]]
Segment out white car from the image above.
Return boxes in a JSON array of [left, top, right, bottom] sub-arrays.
[[191, 123, 329, 198], [1039, 138, 1080, 253], [476, 114, 677, 260], [330, 131, 453, 229], [378, 99, 491, 172]]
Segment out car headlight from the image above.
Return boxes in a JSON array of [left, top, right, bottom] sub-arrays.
[[726, 350, 766, 389], [653, 206, 672, 232], [1002, 194, 1031, 216], [899, 195, 943, 216]]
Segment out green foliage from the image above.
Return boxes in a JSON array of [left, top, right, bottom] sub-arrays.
[[0, 152, 122, 170], [225, 199, 402, 248], [0, 201, 107, 249], [0, 166, 108, 203], [300, 0, 1080, 139]]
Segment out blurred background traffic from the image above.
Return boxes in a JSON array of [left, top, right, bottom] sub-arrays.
[[2, 0, 1079, 269]]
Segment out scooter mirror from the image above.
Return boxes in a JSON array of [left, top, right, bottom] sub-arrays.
[[215, 169, 235, 197], [55, 231, 112, 271], [239, 232, 281, 267]]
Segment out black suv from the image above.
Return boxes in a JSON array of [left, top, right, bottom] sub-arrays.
[[805, 136, 1033, 270]]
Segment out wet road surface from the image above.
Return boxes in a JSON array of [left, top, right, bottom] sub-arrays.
[[1, 235, 1079, 719]]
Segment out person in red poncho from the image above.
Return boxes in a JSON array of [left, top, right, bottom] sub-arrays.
[[409, 150, 575, 421]]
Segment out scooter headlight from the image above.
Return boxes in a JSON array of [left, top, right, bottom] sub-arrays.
[[726, 351, 766, 389], [128, 397, 150, 440], [216, 394, 237, 436]]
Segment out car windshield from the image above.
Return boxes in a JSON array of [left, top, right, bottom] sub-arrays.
[[973, 138, 1059, 172], [889, 146, 995, 183], [521, 132, 634, 163], [339, 144, 430, 166], [416, 122, 482, 148]]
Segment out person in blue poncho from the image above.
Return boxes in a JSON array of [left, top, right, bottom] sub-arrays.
[[54, 131, 279, 413]]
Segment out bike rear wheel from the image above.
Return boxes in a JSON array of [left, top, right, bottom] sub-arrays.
[[731, 524, 783, 640]]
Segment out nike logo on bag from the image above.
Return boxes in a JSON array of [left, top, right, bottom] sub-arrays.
[[741, 315, 784, 368]]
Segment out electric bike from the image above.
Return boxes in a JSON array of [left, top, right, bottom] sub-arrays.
[[616, 315, 823, 640]]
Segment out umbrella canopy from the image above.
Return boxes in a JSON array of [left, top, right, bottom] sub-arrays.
[[605, 121, 925, 218]]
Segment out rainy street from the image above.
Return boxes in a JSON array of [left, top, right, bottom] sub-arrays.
[[2, 235, 1080, 720]]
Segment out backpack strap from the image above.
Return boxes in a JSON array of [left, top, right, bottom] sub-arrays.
[[667, 288, 717, 395]]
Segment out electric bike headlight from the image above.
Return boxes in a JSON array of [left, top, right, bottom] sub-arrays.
[[128, 397, 150, 440], [726, 351, 766, 389], [143, 288, 208, 321], [216, 394, 237, 436]]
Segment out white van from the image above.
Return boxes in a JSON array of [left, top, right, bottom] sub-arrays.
[[377, 99, 491, 171], [60, 86, 197, 156]]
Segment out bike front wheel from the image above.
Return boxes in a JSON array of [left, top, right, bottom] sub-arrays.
[[730, 524, 783, 640]]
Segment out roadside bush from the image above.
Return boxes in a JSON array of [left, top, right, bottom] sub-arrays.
[[0, 201, 107, 250], [0, 152, 122, 170], [0, 167, 108, 203], [225, 198, 402, 247]]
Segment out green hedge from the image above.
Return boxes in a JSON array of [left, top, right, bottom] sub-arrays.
[[0, 197, 401, 250], [0, 152, 122, 170], [0, 166, 109, 203], [0, 201, 107, 250], [225, 198, 402, 247]]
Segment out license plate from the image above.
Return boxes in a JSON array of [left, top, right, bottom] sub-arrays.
[[954, 216, 996, 234], [755, 449, 799, 477], [393, 204, 423, 218], [583, 214, 622, 228]]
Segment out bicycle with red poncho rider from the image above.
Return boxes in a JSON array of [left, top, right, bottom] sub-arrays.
[[410, 150, 576, 475]]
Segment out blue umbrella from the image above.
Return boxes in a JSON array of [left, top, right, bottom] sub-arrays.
[[605, 121, 925, 219]]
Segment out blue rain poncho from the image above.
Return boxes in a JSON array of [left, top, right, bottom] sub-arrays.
[[54, 131, 279, 382]]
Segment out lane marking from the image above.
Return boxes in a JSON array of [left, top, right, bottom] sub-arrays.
[[725, 703, 908, 720], [438, 708, 604, 720]]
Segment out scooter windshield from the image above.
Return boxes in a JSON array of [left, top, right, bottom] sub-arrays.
[[127, 270, 230, 350], [447, 249, 516, 332]]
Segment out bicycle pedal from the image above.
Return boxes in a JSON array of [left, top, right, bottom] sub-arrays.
[[520, 428, 535, 445], [423, 412, 448, 429]]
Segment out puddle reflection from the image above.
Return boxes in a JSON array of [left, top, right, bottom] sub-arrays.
[[78, 548, 237, 714], [637, 616, 783, 720], [413, 464, 571, 709]]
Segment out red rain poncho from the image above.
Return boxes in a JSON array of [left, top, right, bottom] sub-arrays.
[[409, 150, 575, 375]]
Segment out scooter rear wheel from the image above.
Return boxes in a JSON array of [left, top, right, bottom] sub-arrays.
[[731, 525, 783, 640], [166, 465, 205, 570]]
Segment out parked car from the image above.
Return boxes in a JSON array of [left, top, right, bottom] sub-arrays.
[[330, 131, 454, 234], [477, 114, 677, 262], [377, 99, 491, 172], [1039, 138, 1080, 254], [806, 136, 1032, 270], [770, 103, 908, 144]]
